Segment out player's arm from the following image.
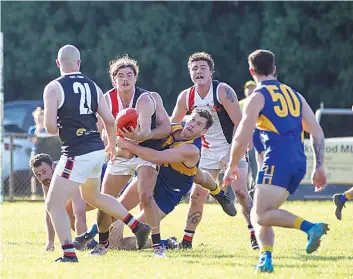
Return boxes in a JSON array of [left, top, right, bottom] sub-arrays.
[[149, 92, 172, 139], [42, 184, 55, 250], [170, 90, 188, 123], [43, 81, 60, 135], [228, 93, 265, 169], [299, 94, 325, 169], [117, 137, 199, 165], [218, 83, 242, 132], [96, 87, 117, 159]]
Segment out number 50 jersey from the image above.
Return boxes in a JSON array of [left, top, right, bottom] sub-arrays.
[[55, 72, 104, 157], [256, 79, 306, 164]]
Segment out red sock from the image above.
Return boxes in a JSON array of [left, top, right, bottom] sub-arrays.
[[123, 213, 139, 233], [62, 243, 76, 259]]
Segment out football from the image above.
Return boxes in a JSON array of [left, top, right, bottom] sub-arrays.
[[115, 107, 139, 134]]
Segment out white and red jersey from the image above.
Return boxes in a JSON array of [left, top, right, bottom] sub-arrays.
[[185, 80, 234, 150]]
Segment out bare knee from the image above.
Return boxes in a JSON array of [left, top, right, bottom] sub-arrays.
[[255, 209, 270, 226]]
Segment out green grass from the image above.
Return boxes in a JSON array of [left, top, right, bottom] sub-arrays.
[[1, 201, 353, 279]]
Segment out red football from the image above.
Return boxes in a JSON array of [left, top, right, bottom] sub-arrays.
[[115, 108, 139, 134]]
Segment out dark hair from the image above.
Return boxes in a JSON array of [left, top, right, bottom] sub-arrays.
[[109, 55, 139, 81], [194, 109, 214, 130], [248, 49, 275, 76], [29, 153, 53, 168], [188, 52, 215, 72]]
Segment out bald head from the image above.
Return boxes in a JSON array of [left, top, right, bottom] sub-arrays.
[[56, 45, 81, 73]]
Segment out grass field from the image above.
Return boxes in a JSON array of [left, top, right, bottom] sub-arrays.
[[1, 201, 353, 279]]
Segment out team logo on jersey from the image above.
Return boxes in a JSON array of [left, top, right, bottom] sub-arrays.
[[76, 128, 87, 136], [212, 104, 221, 112]]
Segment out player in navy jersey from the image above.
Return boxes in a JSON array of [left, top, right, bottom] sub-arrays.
[[224, 49, 328, 273], [43, 45, 150, 263]]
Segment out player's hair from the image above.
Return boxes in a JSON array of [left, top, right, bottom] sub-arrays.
[[29, 153, 53, 169], [194, 109, 214, 130], [248, 50, 275, 76], [188, 52, 215, 72], [244, 80, 256, 91], [32, 107, 43, 118], [109, 55, 139, 81]]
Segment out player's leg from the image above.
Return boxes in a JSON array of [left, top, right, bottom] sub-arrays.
[[136, 165, 160, 253], [181, 168, 220, 249], [118, 177, 140, 211], [94, 172, 131, 253], [46, 174, 80, 263], [230, 160, 258, 250], [333, 186, 353, 220], [194, 169, 236, 216], [64, 200, 76, 232], [71, 187, 88, 235]]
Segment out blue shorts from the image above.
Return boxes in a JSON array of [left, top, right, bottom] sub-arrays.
[[256, 161, 306, 194], [153, 178, 191, 214]]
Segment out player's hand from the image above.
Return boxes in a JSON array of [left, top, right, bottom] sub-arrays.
[[222, 165, 239, 187], [116, 136, 130, 149], [101, 128, 108, 147], [105, 143, 117, 162], [45, 243, 55, 251], [311, 166, 327, 192], [118, 127, 144, 143]]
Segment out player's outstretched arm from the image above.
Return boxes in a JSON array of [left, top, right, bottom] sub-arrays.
[[228, 93, 265, 170], [300, 95, 325, 169], [170, 90, 188, 123], [149, 93, 172, 139], [117, 137, 198, 165], [43, 81, 60, 135]]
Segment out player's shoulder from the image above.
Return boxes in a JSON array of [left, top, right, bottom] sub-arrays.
[[104, 87, 116, 97]]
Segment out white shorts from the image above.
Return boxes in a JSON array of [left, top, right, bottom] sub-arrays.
[[54, 149, 105, 184], [200, 145, 248, 170], [106, 156, 157, 176]]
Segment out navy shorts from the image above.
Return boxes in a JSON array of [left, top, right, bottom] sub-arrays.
[[256, 161, 306, 194]]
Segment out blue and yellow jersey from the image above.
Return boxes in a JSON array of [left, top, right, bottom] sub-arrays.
[[157, 124, 202, 194], [255, 80, 306, 163]]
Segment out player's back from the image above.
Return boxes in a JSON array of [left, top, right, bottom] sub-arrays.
[[55, 72, 104, 157], [256, 79, 306, 164]]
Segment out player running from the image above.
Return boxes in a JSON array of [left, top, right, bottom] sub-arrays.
[[171, 52, 257, 249], [224, 49, 329, 273]]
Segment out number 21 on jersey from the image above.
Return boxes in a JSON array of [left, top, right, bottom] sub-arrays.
[[73, 82, 93, 115], [266, 85, 300, 117]]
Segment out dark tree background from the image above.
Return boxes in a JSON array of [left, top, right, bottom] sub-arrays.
[[2, 1, 353, 136]]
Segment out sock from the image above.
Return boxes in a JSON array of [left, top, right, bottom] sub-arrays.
[[210, 184, 222, 196], [62, 243, 76, 259], [294, 217, 315, 233], [151, 233, 161, 250], [260, 245, 273, 258], [123, 213, 139, 233], [182, 230, 195, 243], [248, 224, 255, 237], [87, 223, 98, 238], [99, 231, 109, 248], [160, 239, 167, 247], [341, 192, 352, 202]]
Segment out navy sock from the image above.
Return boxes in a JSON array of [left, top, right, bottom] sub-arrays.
[[87, 224, 98, 238], [340, 193, 348, 203]]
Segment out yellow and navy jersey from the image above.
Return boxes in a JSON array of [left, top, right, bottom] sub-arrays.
[[255, 80, 306, 163], [157, 124, 202, 193]]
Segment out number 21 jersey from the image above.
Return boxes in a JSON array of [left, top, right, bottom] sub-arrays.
[[55, 72, 104, 157]]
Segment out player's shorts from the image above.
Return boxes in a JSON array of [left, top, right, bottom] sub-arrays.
[[153, 178, 191, 214], [200, 144, 248, 170], [256, 161, 306, 194], [54, 149, 105, 184], [106, 156, 157, 176]]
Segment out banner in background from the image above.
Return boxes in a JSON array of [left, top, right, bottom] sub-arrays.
[[302, 137, 353, 184]]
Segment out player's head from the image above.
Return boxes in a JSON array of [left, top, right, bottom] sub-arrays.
[[32, 107, 44, 125], [29, 153, 54, 187], [244, 80, 257, 98], [109, 55, 139, 93], [248, 50, 276, 81], [56, 45, 81, 73], [183, 109, 213, 139], [188, 52, 214, 87]]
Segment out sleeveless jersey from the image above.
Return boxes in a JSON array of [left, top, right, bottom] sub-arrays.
[[157, 124, 202, 193], [185, 80, 234, 149], [105, 87, 162, 150], [256, 79, 306, 163], [55, 72, 104, 157]]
